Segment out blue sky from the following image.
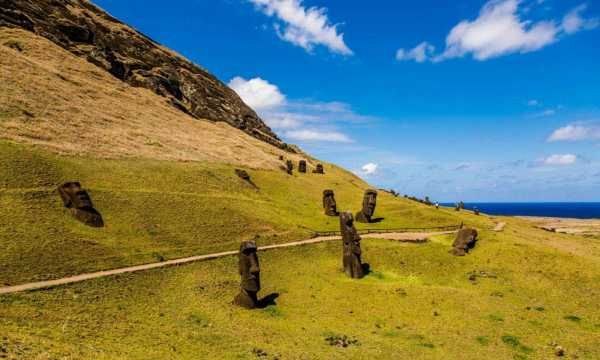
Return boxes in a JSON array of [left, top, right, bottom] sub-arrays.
[[93, 0, 600, 201]]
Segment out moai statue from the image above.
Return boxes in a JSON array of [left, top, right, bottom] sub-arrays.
[[298, 160, 307, 173], [340, 212, 364, 279], [235, 169, 258, 189], [233, 240, 261, 309], [455, 204, 461, 212], [355, 189, 377, 223], [474, 207, 480, 216], [286, 160, 293, 175], [313, 164, 324, 174], [449, 228, 478, 256], [323, 190, 339, 216], [57, 182, 104, 227]]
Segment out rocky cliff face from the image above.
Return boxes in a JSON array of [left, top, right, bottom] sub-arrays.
[[0, 0, 288, 150]]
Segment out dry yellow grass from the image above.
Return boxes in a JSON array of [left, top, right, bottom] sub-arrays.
[[0, 28, 303, 169]]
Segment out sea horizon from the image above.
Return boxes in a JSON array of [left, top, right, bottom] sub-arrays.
[[440, 202, 600, 219]]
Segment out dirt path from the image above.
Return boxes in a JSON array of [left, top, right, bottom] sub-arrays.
[[0, 231, 453, 295], [493, 222, 506, 232]]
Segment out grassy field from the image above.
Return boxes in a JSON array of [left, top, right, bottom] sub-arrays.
[[1, 229, 598, 359], [0, 141, 483, 285]]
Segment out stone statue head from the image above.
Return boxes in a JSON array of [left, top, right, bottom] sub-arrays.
[[57, 182, 104, 227], [450, 228, 478, 256], [58, 182, 94, 209], [239, 240, 260, 293], [323, 190, 338, 216], [286, 160, 293, 175], [362, 189, 377, 217], [298, 160, 307, 173], [313, 164, 324, 174]]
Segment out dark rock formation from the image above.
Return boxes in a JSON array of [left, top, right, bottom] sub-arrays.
[[449, 228, 478, 256], [0, 0, 290, 150], [313, 164, 324, 174], [355, 189, 377, 223], [298, 160, 307, 173], [474, 207, 480, 216], [286, 160, 293, 175], [57, 182, 104, 227], [323, 190, 338, 216], [340, 212, 364, 279], [233, 240, 261, 309]]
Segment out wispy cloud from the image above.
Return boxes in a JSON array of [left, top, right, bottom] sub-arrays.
[[249, 0, 353, 55], [229, 76, 370, 143], [543, 154, 578, 166], [548, 123, 600, 142], [396, 0, 598, 62]]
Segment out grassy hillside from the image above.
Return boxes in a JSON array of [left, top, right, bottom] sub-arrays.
[[0, 140, 482, 285], [1, 230, 598, 359]]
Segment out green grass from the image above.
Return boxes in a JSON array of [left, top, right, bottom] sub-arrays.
[[0, 235, 598, 359], [1, 141, 599, 359], [0, 141, 487, 284]]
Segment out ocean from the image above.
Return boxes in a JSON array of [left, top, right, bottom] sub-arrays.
[[440, 202, 600, 219]]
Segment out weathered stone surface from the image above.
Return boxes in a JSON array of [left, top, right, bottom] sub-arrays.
[[449, 228, 478, 256], [57, 182, 104, 227], [233, 240, 261, 309], [340, 212, 364, 279], [323, 190, 338, 216], [355, 189, 377, 223], [313, 164, 324, 174], [286, 160, 293, 175], [298, 160, 307, 173], [0, 0, 290, 150]]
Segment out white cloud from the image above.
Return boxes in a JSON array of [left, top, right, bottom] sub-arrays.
[[249, 0, 353, 55], [228, 77, 285, 110], [361, 163, 378, 175], [562, 4, 599, 34], [544, 154, 577, 165], [284, 129, 352, 142], [395, 42, 435, 63], [548, 123, 600, 142], [229, 76, 367, 143], [396, 0, 598, 62], [527, 99, 540, 106]]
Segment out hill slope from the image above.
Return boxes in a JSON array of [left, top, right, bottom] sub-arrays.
[[0, 0, 285, 148]]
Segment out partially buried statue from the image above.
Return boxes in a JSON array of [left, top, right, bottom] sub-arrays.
[[233, 240, 261, 309], [298, 160, 307, 173], [340, 212, 365, 278], [57, 182, 104, 227], [313, 164, 324, 174], [449, 228, 478, 256], [355, 189, 377, 223], [286, 160, 293, 175], [323, 190, 339, 216]]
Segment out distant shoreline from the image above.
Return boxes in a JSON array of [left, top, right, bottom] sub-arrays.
[[440, 202, 600, 220]]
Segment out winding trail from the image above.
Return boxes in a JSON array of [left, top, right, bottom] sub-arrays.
[[0, 231, 453, 295], [493, 222, 507, 232]]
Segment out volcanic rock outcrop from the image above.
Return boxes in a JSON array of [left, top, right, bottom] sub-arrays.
[[0, 0, 290, 150]]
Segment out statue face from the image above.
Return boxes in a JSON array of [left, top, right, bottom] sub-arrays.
[[362, 190, 377, 217], [323, 190, 337, 214], [59, 182, 94, 209], [239, 241, 260, 292], [299, 160, 307, 173]]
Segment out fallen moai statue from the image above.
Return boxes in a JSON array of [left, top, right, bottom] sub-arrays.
[[449, 228, 478, 256], [57, 182, 104, 227]]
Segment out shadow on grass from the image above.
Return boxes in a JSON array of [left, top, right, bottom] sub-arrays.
[[257, 292, 280, 309]]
